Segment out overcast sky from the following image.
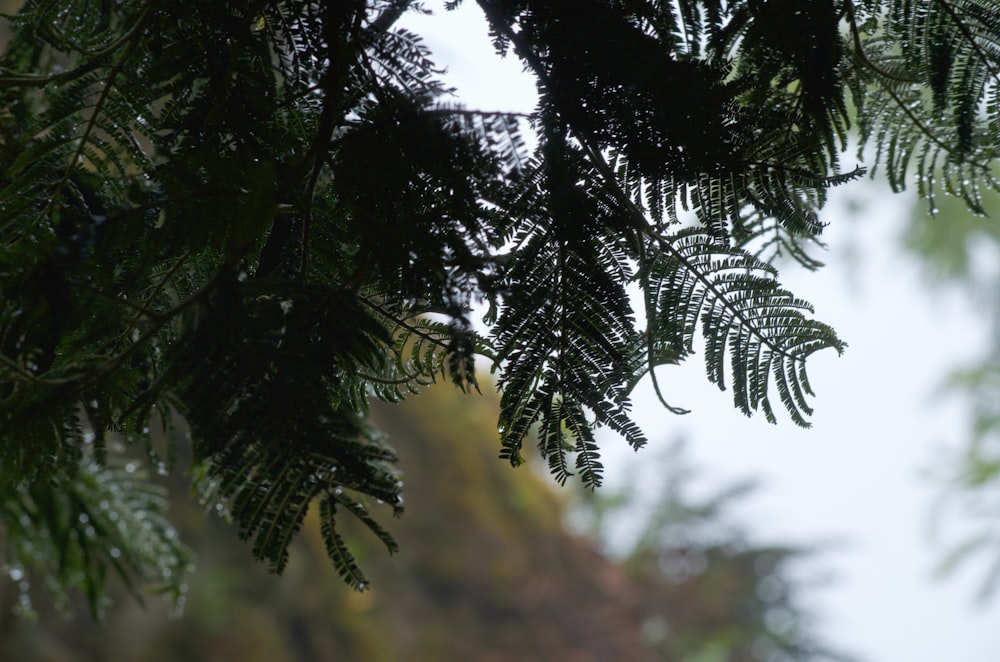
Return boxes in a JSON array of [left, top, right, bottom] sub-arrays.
[[401, 4, 1000, 660]]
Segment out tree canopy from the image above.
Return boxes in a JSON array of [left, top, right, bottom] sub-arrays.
[[1, 0, 999, 609]]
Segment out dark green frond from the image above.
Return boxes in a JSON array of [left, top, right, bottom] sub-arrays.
[[161, 277, 402, 572], [490, 138, 644, 487], [1, 445, 191, 618], [642, 228, 845, 426], [849, 0, 1000, 212]]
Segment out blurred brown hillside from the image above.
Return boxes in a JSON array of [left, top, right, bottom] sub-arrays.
[[0, 385, 653, 661], [1, 383, 846, 661]]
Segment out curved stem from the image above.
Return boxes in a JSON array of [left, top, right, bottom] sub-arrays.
[[933, 0, 1000, 80], [38, 3, 153, 228], [843, 0, 921, 84]]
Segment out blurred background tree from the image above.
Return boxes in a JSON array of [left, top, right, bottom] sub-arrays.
[[900, 182, 1000, 601]]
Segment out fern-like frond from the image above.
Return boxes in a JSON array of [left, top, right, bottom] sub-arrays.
[[164, 276, 403, 574], [1, 445, 191, 618], [353, 311, 488, 402], [850, 0, 1000, 212], [643, 228, 845, 426], [491, 157, 645, 487], [362, 26, 448, 98]]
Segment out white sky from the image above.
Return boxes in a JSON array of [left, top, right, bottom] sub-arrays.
[[402, 4, 1000, 660]]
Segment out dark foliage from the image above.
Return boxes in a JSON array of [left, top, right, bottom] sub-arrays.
[[1, 0, 998, 607]]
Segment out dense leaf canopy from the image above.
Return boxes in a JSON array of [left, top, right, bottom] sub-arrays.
[[1, 0, 999, 605]]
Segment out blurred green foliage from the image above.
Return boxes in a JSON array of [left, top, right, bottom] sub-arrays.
[[900, 181, 1000, 599]]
